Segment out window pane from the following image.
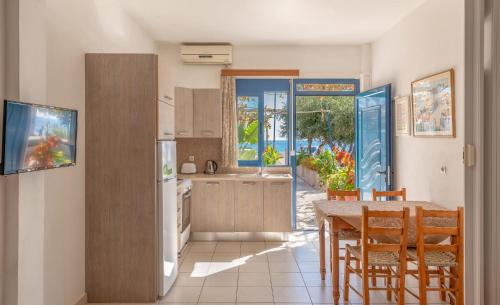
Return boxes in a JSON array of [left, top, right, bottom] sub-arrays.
[[263, 91, 288, 166], [296, 83, 356, 93], [237, 96, 259, 162]]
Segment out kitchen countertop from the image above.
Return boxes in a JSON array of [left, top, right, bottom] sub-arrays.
[[178, 173, 293, 182]]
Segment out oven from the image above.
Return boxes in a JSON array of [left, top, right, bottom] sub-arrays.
[[181, 189, 191, 233]]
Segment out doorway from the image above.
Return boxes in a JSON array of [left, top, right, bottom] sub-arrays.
[[293, 79, 359, 230]]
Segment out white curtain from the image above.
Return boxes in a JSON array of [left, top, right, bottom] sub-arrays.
[[221, 76, 238, 169]]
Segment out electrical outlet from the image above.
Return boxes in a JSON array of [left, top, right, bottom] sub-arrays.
[[188, 155, 195, 162], [440, 165, 447, 175]]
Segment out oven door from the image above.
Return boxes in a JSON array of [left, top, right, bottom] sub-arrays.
[[181, 189, 191, 232]]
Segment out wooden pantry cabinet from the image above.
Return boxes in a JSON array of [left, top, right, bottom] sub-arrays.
[[174, 87, 221, 138], [85, 54, 158, 303]]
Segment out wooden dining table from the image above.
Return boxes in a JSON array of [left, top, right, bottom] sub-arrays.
[[313, 200, 452, 305]]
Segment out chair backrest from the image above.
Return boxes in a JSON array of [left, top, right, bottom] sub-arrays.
[[361, 206, 410, 262], [372, 188, 407, 201], [415, 206, 464, 263], [328, 188, 361, 201]]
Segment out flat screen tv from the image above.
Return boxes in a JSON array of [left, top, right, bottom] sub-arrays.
[[1, 100, 78, 175]]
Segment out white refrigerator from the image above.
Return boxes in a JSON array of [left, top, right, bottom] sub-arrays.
[[157, 140, 178, 296]]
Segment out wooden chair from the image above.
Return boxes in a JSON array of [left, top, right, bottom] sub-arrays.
[[344, 206, 409, 305], [369, 188, 407, 286], [406, 207, 464, 305], [372, 188, 407, 201], [327, 188, 362, 270]]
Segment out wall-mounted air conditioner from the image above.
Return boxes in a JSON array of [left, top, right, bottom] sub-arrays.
[[180, 44, 232, 65]]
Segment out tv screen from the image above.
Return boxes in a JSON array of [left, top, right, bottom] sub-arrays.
[[2, 100, 78, 175]]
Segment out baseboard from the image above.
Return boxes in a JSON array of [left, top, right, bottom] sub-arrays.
[[74, 293, 87, 305]]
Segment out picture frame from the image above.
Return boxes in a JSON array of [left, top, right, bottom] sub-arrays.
[[411, 69, 455, 137], [394, 95, 411, 136]]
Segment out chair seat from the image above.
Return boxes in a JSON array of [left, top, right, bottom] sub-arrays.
[[407, 248, 457, 267], [339, 229, 361, 240], [346, 245, 400, 267]]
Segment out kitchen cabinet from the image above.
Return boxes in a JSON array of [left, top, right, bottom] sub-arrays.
[[263, 180, 292, 232], [86, 54, 158, 302], [235, 181, 264, 232], [191, 180, 235, 232], [158, 99, 175, 139], [174, 87, 194, 137], [193, 89, 222, 138]]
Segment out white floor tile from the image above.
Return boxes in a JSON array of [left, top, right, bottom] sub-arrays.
[[189, 243, 217, 253], [162, 286, 202, 303], [204, 272, 238, 287], [237, 286, 274, 302], [307, 286, 335, 303], [238, 272, 271, 286], [173, 272, 205, 287], [301, 272, 332, 287], [270, 272, 305, 286], [238, 262, 270, 273], [215, 242, 241, 253], [199, 286, 237, 303], [272, 286, 312, 303], [269, 261, 300, 272]]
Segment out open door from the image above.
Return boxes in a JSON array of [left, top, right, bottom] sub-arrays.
[[355, 84, 392, 199]]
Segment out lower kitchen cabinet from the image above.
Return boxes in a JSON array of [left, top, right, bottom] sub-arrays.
[[235, 181, 264, 232], [191, 180, 235, 232], [263, 181, 292, 232]]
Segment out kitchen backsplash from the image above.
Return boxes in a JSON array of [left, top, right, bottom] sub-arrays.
[[176, 138, 222, 173]]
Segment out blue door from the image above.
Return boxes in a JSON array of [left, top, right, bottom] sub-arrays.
[[355, 84, 392, 199]]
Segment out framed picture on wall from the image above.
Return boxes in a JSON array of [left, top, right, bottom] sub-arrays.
[[394, 95, 411, 136], [411, 69, 456, 137]]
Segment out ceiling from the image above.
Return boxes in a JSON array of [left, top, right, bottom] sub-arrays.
[[117, 0, 428, 45]]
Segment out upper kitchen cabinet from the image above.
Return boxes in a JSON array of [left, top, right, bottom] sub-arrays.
[[158, 98, 175, 140], [193, 89, 222, 138], [174, 87, 194, 137]]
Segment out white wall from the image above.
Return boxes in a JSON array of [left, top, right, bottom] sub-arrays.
[[371, 0, 465, 208], [43, 1, 156, 305], [158, 44, 364, 98]]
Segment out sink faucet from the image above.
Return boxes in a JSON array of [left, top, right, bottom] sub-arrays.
[[258, 166, 263, 176]]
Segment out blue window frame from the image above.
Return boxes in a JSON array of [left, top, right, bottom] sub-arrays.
[[236, 79, 290, 167]]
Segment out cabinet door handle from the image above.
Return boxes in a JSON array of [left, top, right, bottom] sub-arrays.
[[177, 131, 188, 135], [206, 181, 220, 185], [270, 182, 285, 186], [242, 181, 256, 185], [201, 130, 214, 136], [164, 132, 174, 136]]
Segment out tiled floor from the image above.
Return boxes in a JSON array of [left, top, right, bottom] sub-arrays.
[[154, 232, 449, 305], [296, 178, 326, 231]]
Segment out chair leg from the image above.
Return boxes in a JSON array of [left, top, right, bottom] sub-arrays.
[[356, 240, 361, 270], [343, 249, 351, 301], [386, 267, 392, 301], [371, 266, 377, 286], [398, 267, 406, 305], [418, 265, 428, 305], [362, 262, 370, 305], [438, 267, 446, 301]]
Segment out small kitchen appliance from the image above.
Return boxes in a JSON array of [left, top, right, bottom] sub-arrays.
[[204, 160, 218, 175], [180, 162, 197, 174]]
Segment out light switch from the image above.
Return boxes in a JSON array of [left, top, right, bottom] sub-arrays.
[[188, 155, 195, 162]]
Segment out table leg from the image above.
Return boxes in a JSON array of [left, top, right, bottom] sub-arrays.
[[330, 222, 340, 305], [319, 220, 326, 280]]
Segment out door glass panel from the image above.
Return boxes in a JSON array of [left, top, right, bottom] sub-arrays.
[[237, 96, 259, 163], [263, 91, 288, 166]]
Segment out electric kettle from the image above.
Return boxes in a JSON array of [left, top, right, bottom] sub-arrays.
[[204, 160, 218, 175]]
